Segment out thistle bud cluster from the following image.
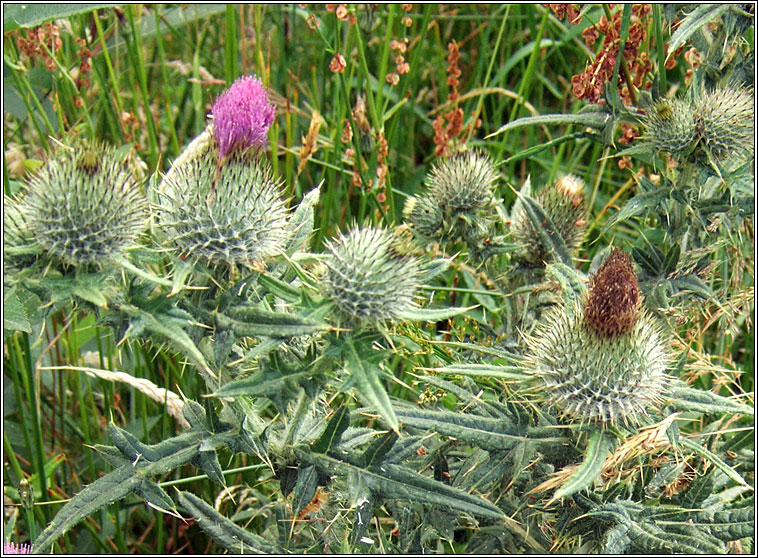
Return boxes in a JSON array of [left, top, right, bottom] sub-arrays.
[[403, 150, 500, 254], [526, 249, 670, 427], [511, 174, 588, 265], [644, 86, 755, 165], [20, 141, 147, 267], [322, 226, 423, 326]]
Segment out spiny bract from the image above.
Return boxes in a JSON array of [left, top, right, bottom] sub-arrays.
[[643, 98, 698, 160], [23, 142, 147, 267], [403, 194, 444, 239], [3, 195, 37, 270], [427, 150, 498, 212], [527, 299, 670, 427], [511, 174, 587, 265], [158, 136, 289, 266], [694, 86, 755, 163], [527, 249, 670, 427], [323, 226, 423, 324]]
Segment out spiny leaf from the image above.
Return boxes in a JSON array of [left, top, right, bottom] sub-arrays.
[[292, 465, 320, 519], [394, 407, 565, 451], [204, 304, 328, 338], [553, 429, 615, 501], [191, 450, 226, 486], [600, 187, 673, 235], [3, 287, 32, 336], [698, 501, 754, 542], [134, 479, 178, 516], [343, 338, 399, 433], [286, 182, 322, 255], [3, 3, 113, 31], [31, 465, 142, 554], [667, 382, 754, 416], [666, 4, 732, 60], [120, 303, 213, 377], [425, 363, 529, 381], [177, 491, 280, 554], [545, 262, 587, 304], [486, 113, 611, 139], [678, 437, 751, 488], [396, 304, 478, 322], [311, 405, 351, 454], [213, 370, 315, 398], [295, 449, 503, 520], [357, 430, 399, 469]]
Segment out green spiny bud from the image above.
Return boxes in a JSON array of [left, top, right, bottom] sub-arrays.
[[323, 226, 422, 325], [403, 194, 443, 238], [526, 248, 670, 427], [3, 195, 37, 270], [511, 174, 588, 265], [427, 150, 498, 212], [23, 141, 147, 267], [158, 134, 289, 266], [643, 98, 698, 160], [694, 86, 754, 163]]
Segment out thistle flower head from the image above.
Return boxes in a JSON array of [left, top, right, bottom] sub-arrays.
[[694, 86, 755, 163], [403, 194, 444, 238], [511, 174, 588, 265], [323, 226, 423, 325], [427, 150, 498, 212], [584, 248, 640, 338], [22, 141, 147, 267], [643, 98, 698, 159], [212, 75, 276, 159], [158, 137, 289, 266], [526, 248, 670, 427]]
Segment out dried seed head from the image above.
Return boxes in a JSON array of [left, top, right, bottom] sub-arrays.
[[427, 150, 498, 212], [323, 226, 422, 324], [158, 137, 289, 266], [211, 75, 276, 159], [644, 98, 698, 159], [23, 141, 147, 267], [583, 248, 640, 338], [694, 86, 755, 163], [403, 194, 444, 239]]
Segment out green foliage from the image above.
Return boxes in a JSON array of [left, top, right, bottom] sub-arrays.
[[3, 4, 753, 555]]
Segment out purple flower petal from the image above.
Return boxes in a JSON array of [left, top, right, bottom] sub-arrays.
[[4, 542, 33, 554], [212, 75, 276, 159]]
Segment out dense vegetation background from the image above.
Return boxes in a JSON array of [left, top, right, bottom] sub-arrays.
[[3, 4, 754, 554]]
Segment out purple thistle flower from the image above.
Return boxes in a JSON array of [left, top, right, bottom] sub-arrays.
[[3, 542, 33, 554], [212, 75, 276, 159]]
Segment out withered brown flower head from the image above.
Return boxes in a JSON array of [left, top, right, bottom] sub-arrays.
[[583, 248, 640, 338]]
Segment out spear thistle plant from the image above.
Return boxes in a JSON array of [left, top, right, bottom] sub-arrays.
[[526, 249, 671, 427], [157, 75, 287, 267]]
